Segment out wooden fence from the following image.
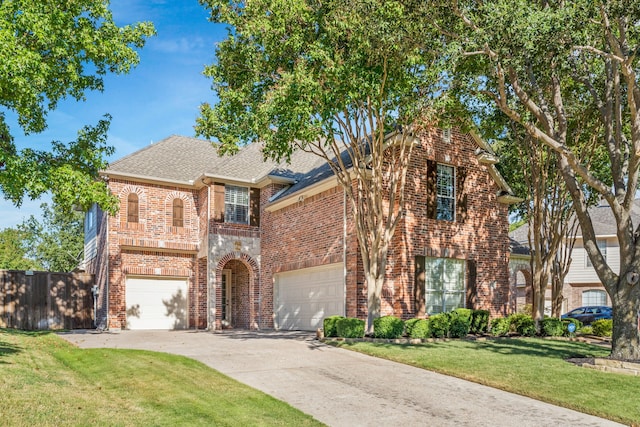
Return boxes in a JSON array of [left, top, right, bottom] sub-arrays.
[[0, 270, 95, 330]]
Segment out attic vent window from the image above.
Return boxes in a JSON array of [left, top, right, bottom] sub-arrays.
[[442, 128, 452, 144]]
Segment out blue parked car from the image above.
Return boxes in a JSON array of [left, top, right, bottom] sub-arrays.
[[561, 306, 612, 325]]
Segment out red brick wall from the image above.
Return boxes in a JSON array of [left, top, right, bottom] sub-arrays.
[[105, 179, 203, 329], [262, 128, 511, 324]]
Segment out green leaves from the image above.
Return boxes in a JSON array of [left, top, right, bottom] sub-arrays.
[[0, 0, 154, 213], [197, 0, 445, 159]]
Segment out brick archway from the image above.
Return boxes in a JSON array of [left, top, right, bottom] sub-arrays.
[[213, 253, 260, 330]]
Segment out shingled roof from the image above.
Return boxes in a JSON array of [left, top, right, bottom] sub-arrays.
[[104, 135, 320, 186], [508, 199, 640, 253]]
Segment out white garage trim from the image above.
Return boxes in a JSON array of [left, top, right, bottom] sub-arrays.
[[125, 276, 189, 330], [274, 263, 345, 331]]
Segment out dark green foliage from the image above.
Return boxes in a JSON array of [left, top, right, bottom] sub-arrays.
[[428, 313, 450, 338], [509, 313, 536, 337], [591, 319, 613, 337], [470, 310, 490, 334], [490, 317, 511, 336], [373, 316, 405, 339], [323, 315, 345, 338], [409, 319, 430, 339], [336, 317, 365, 338], [404, 318, 421, 337], [449, 310, 471, 338], [541, 317, 564, 337]]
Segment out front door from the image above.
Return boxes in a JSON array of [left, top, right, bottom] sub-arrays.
[[221, 269, 232, 327]]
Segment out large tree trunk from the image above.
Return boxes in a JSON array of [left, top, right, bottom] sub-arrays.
[[366, 273, 385, 333], [610, 277, 640, 361]]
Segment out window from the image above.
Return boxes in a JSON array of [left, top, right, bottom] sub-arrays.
[[127, 193, 139, 223], [85, 204, 95, 232], [436, 164, 455, 221], [172, 198, 184, 227], [225, 185, 249, 224], [424, 257, 465, 314], [586, 239, 607, 267], [582, 290, 607, 306]]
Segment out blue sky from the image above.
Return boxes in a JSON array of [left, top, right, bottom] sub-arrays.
[[0, 0, 227, 228]]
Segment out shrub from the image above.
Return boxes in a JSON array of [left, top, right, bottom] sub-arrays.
[[541, 317, 564, 337], [591, 319, 613, 337], [470, 310, 490, 334], [429, 313, 450, 338], [579, 325, 594, 335], [409, 319, 430, 339], [449, 310, 471, 338], [562, 318, 583, 336], [490, 317, 511, 336], [323, 315, 345, 338], [336, 317, 365, 338], [509, 313, 536, 336], [373, 316, 405, 339], [404, 318, 421, 337]]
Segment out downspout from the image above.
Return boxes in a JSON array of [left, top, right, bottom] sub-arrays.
[[104, 210, 109, 331], [343, 188, 347, 317], [206, 181, 211, 330]]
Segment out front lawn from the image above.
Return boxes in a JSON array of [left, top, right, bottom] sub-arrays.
[[329, 338, 639, 425], [0, 329, 322, 426]]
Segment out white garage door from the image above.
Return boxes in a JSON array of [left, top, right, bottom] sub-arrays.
[[274, 263, 345, 331], [125, 277, 188, 330]]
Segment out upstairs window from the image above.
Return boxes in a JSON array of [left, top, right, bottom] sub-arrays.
[[225, 185, 249, 224], [172, 198, 184, 227], [586, 239, 607, 267], [436, 164, 455, 221], [127, 193, 139, 223]]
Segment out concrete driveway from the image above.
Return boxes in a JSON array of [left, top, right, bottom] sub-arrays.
[[59, 330, 622, 427]]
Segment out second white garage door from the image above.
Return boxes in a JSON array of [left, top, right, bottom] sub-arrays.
[[125, 277, 188, 330], [274, 263, 345, 331]]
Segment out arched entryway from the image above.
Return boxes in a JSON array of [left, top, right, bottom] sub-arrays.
[[216, 257, 255, 329]]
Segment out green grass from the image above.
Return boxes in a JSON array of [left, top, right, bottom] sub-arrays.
[[0, 329, 323, 427], [329, 337, 640, 425]]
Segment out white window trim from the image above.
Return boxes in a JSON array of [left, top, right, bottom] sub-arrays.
[[424, 257, 466, 314], [225, 185, 250, 224], [436, 163, 456, 222]]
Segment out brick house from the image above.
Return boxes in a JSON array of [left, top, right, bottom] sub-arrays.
[[509, 200, 638, 315], [84, 128, 519, 331]]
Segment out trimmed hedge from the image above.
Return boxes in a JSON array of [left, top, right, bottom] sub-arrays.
[[541, 317, 564, 337], [404, 318, 421, 337], [491, 317, 510, 336], [470, 310, 490, 334], [592, 319, 613, 337], [336, 317, 365, 338], [373, 316, 405, 339], [509, 313, 536, 337], [323, 315, 345, 338], [429, 313, 450, 338], [449, 310, 471, 338], [409, 319, 430, 339]]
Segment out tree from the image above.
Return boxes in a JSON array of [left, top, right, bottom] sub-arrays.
[[197, 0, 446, 330], [19, 203, 85, 272], [0, 227, 42, 270], [437, 1, 640, 360], [0, 1, 155, 213], [500, 133, 579, 323]]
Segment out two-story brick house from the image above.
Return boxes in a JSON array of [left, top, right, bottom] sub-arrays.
[[84, 128, 518, 331]]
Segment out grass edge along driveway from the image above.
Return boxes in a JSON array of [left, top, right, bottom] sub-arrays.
[[0, 329, 322, 427], [329, 337, 639, 426]]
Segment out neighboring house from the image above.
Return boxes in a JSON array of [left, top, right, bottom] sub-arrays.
[[508, 200, 640, 314], [84, 128, 519, 331]]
